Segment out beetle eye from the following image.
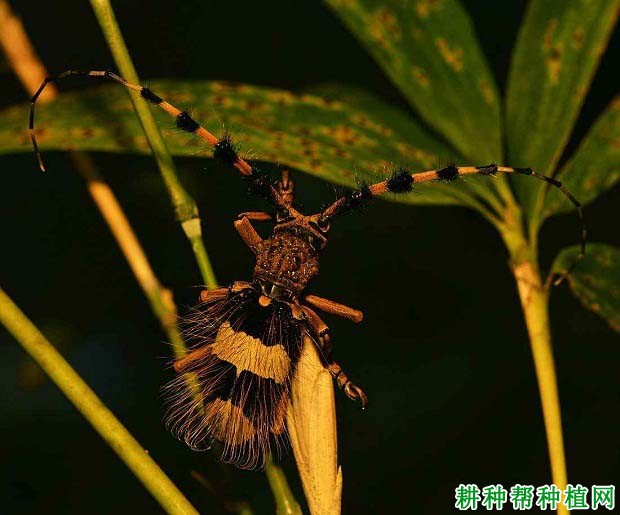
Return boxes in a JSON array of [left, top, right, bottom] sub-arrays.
[[276, 208, 291, 222], [317, 216, 330, 232]]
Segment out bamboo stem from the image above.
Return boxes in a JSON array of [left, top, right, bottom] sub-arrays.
[[89, 0, 217, 288], [0, 287, 199, 515], [512, 262, 568, 515], [501, 221, 569, 515]]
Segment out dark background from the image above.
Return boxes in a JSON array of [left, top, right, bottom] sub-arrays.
[[1, 1, 618, 513]]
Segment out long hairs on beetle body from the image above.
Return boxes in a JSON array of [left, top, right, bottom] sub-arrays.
[[29, 69, 587, 469]]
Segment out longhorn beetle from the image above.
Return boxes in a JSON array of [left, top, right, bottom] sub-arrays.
[[30, 70, 586, 469]]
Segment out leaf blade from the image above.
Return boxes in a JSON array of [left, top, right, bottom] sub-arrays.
[[505, 0, 620, 212], [0, 80, 470, 206], [324, 0, 502, 163], [544, 96, 620, 217], [552, 243, 620, 333]]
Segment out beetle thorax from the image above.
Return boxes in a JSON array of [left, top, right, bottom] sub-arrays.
[[253, 231, 319, 295]]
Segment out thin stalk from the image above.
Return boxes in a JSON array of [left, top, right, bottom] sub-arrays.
[[266, 462, 303, 515], [70, 151, 187, 359], [0, 0, 54, 102], [0, 286, 199, 515], [89, 0, 217, 289], [501, 225, 569, 515]]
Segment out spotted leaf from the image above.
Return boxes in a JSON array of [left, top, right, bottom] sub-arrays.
[[544, 96, 620, 217], [505, 0, 620, 215], [0, 79, 464, 206], [324, 0, 502, 165], [552, 244, 620, 333]]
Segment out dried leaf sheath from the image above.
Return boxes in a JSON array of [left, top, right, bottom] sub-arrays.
[[287, 338, 342, 515], [163, 286, 303, 469]]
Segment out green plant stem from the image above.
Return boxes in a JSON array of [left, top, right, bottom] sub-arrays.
[[182, 218, 218, 290], [89, 0, 217, 289], [501, 224, 569, 515], [0, 286, 199, 515], [266, 462, 303, 515]]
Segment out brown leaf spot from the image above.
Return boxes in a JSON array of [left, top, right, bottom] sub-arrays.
[[211, 82, 229, 93], [302, 148, 317, 158], [547, 46, 563, 85], [542, 19, 563, 84], [309, 158, 322, 170], [352, 114, 373, 128], [32, 127, 46, 139], [479, 79, 495, 105], [323, 125, 360, 146], [416, 0, 440, 18], [351, 114, 393, 137], [265, 91, 295, 106], [412, 66, 430, 87], [378, 125, 393, 137], [332, 147, 351, 159], [435, 38, 464, 72], [542, 19, 558, 50], [299, 94, 342, 109], [370, 8, 400, 49], [243, 100, 265, 111], [299, 137, 319, 158], [572, 28, 585, 50]]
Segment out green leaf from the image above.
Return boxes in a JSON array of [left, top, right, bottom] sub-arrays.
[[0, 79, 462, 206], [304, 83, 495, 205], [506, 0, 620, 213], [544, 96, 620, 217], [552, 244, 620, 333], [324, 0, 502, 164]]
